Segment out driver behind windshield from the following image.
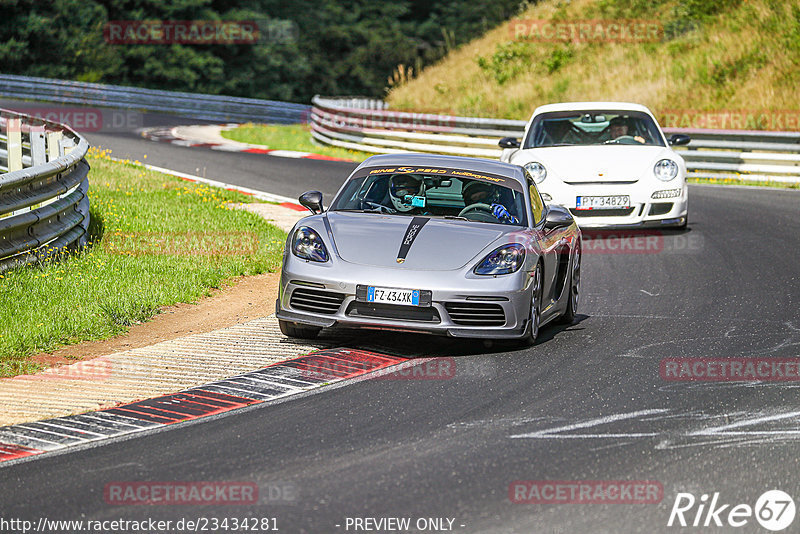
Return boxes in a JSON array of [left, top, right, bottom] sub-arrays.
[[388, 174, 429, 214], [605, 116, 645, 144], [461, 181, 519, 224]]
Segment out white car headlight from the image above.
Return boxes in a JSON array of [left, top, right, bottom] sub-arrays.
[[654, 159, 678, 181], [524, 162, 547, 184]]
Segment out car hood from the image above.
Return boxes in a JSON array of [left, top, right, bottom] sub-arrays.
[[326, 212, 512, 270], [511, 145, 678, 183]]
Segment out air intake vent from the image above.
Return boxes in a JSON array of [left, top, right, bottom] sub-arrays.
[[445, 302, 505, 326], [289, 288, 345, 315], [346, 302, 440, 323], [569, 207, 635, 218], [649, 203, 673, 216]]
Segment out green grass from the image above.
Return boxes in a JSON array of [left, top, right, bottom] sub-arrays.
[[0, 148, 286, 377], [387, 0, 800, 121], [220, 123, 375, 162], [687, 175, 800, 189]]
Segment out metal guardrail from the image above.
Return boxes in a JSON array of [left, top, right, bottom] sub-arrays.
[[311, 96, 800, 183], [0, 109, 90, 271], [0, 74, 310, 125]]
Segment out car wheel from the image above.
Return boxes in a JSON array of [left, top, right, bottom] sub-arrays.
[[279, 319, 321, 339], [520, 262, 543, 346], [558, 241, 580, 324]]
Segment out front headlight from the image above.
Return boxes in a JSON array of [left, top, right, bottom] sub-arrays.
[[292, 226, 329, 262], [524, 162, 547, 184], [654, 159, 678, 181], [474, 244, 526, 275]]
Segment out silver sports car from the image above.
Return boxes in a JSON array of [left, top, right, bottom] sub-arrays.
[[276, 154, 582, 345]]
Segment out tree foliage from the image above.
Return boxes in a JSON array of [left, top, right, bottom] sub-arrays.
[[0, 0, 524, 102]]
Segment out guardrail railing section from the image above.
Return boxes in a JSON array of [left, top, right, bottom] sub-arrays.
[[0, 109, 91, 271], [310, 96, 800, 183]]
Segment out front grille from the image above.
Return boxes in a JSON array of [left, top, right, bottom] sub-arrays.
[[289, 288, 345, 314], [346, 302, 440, 323], [445, 302, 505, 326], [649, 203, 673, 216], [570, 207, 635, 218]]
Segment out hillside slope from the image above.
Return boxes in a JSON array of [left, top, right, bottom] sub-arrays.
[[386, 0, 800, 126]]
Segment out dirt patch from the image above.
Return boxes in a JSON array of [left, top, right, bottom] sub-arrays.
[[29, 272, 281, 367]]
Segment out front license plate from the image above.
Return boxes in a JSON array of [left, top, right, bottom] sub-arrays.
[[576, 195, 630, 210], [367, 286, 420, 306]]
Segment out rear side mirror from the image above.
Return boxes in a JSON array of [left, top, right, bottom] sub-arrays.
[[299, 190, 324, 214], [668, 134, 691, 146], [498, 137, 520, 149], [543, 205, 574, 230]]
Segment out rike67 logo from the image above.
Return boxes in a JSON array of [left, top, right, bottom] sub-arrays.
[[668, 490, 795, 531]]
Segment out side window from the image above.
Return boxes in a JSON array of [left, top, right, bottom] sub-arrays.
[[526, 173, 545, 225]]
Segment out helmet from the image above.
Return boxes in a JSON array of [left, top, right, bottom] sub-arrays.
[[462, 180, 499, 205], [389, 174, 423, 212]]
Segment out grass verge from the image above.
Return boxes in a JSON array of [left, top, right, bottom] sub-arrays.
[[220, 123, 375, 162], [0, 148, 286, 377], [687, 176, 800, 189]]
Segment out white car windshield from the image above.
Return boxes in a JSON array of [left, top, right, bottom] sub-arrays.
[[330, 167, 528, 226], [524, 110, 665, 148]]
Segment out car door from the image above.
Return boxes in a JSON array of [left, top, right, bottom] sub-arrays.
[[529, 183, 572, 310]]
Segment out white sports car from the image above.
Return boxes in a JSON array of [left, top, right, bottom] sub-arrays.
[[499, 102, 690, 228]]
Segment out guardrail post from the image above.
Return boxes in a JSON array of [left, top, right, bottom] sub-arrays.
[[47, 131, 63, 161], [30, 123, 46, 167], [59, 136, 75, 156], [6, 118, 22, 171]]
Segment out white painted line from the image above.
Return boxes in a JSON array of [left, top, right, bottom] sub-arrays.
[[509, 409, 669, 439], [690, 410, 800, 436]]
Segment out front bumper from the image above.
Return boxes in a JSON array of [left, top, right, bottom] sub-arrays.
[[543, 181, 688, 228], [276, 260, 533, 339]]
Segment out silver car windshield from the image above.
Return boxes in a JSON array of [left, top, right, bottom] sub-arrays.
[[329, 172, 528, 226], [525, 110, 665, 148]]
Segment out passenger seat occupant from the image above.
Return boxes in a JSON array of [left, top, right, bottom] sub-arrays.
[[461, 181, 519, 224]]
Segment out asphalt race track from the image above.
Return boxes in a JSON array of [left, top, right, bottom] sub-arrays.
[[2, 100, 800, 533]]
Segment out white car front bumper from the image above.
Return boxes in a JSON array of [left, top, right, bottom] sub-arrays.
[[541, 180, 688, 228]]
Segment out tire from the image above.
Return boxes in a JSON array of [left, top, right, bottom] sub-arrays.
[[519, 262, 543, 347], [279, 319, 321, 339], [558, 241, 581, 325]]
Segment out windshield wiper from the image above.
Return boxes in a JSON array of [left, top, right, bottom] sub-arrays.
[[443, 215, 469, 221]]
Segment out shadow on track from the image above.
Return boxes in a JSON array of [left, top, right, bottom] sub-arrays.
[[314, 313, 591, 360]]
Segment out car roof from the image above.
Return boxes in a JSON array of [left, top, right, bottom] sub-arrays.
[[531, 101, 655, 116], [354, 153, 527, 184]]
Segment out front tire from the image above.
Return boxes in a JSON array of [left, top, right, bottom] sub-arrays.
[[558, 241, 581, 324], [520, 263, 543, 346], [279, 319, 321, 339]]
